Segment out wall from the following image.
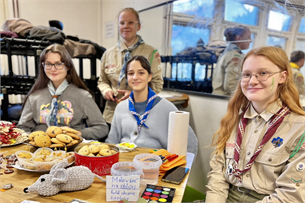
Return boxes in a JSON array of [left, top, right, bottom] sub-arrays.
[[160, 90, 228, 194], [0, 0, 229, 195]]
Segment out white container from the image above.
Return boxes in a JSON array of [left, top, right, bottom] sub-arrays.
[[111, 162, 144, 178], [133, 154, 162, 185]]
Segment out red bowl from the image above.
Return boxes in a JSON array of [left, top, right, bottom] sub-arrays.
[[74, 144, 119, 176]]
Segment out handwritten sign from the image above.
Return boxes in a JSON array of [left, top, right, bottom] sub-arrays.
[[106, 175, 140, 201]]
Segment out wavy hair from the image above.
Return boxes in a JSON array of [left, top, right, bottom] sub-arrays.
[[211, 46, 305, 155]]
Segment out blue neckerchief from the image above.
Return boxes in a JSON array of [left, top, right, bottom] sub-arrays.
[[128, 87, 157, 133], [46, 79, 69, 127], [118, 35, 144, 87]]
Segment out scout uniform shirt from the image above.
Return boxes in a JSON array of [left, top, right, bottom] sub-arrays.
[[212, 43, 244, 96], [206, 100, 305, 203], [290, 62, 305, 95], [97, 36, 164, 124]]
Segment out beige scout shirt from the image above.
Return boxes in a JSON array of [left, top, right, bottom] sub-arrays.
[[290, 62, 305, 95], [97, 36, 164, 123], [212, 43, 244, 96], [206, 101, 305, 203]]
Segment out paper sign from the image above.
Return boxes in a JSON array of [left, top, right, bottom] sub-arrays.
[[105, 21, 114, 39], [106, 175, 140, 201]]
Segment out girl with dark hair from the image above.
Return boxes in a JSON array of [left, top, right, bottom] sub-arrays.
[[212, 25, 252, 96], [105, 55, 198, 155], [18, 44, 109, 140], [206, 46, 305, 202]]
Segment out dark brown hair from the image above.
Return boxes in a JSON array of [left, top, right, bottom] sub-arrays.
[[290, 50, 305, 63], [23, 44, 89, 108], [224, 25, 250, 41]]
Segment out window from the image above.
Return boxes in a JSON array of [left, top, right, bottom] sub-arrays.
[[295, 39, 305, 52], [224, 0, 259, 26], [267, 10, 292, 32], [299, 17, 305, 33], [266, 36, 286, 49], [173, 0, 214, 18]]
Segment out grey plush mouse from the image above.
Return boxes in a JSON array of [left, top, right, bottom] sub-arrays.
[[24, 161, 106, 196]]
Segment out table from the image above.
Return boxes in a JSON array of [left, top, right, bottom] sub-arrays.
[[0, 144, 192, 203]]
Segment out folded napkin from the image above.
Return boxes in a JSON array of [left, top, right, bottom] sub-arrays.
[[152, 149, 186, 175]]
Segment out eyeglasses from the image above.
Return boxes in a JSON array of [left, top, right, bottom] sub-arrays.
[[240, 71, 282, 82], [119, 21, 139, 27], [42, 62, 65, 70]]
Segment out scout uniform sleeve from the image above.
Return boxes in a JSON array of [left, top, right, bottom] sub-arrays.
[[17, 98, 36, 132], [97, 52, 113, 98], [257, 138, 305, 203], [79, 94, 109, 140], [294, 73, 305, 95], [149, 50, 164, 94], [205, 151, 230, 203], [223, 53, 242, 95]]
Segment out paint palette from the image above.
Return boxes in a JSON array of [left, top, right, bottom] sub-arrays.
[[141, 184, 176, 203]]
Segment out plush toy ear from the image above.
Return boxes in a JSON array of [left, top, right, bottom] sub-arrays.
[[51, 168, 68, 185], [50, 161, 69, 175]]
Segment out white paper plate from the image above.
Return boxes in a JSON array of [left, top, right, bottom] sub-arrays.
[[12, 161, 74, 173]]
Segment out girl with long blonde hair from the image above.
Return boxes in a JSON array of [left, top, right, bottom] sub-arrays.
[[206, 46, 305, 203]]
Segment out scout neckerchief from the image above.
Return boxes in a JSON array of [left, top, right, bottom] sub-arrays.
[[118, 35, 144, 86], [232, 104, 290, 182], [129, 87, 157, 133], [45, 79, 69, 127]]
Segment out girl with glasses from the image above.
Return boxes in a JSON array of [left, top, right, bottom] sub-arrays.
[[97, 7, 164, 130], [206, 46, 305, 202], [105, 55, 198, 155], [18, 44, 109, 141]]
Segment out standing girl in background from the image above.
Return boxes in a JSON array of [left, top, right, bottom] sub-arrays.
[[206, 46, 305, 202], [97, 7, 163, 128], [18, 44, 109, 141], [212, 25, 252, 96]]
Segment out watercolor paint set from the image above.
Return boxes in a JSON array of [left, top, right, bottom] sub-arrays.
[[141, 184, 176, 203]]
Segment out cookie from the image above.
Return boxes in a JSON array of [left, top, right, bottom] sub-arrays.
[[110, 150, 117, 155], [99, 144, 110, 150], [17, 152, 32, 159], [34, 132, 51, 147], [61, 127, 79, 135], [51, 138, 65, 145], [35, 149, 51, 156], [89, 144, 101, 154], [46, 126, 62, 137], [28, 131, 45, 141], [99, 149, 112, 156], [66, 132, 80, 140], [88, 153, 95, 157], [29, 141, 36, 146], [66, 140, 79, 147], [50, 143, 65, 148], [56, 134, 73, 144], [78, 145, 89, 156]]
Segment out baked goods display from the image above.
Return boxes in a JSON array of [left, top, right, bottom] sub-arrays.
[[28, 126, 82, 149], [77, 143, 118, 157], [0, 122, 29, 146], [15, 148, 74, 170]]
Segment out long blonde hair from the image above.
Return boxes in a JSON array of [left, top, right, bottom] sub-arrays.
[[212, 46, 305, 155]]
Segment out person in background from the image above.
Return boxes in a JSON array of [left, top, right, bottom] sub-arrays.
[[106, 55, 198, 156], [212, 25, 252, 96], [290, 50, 305, 95], [18, 44, 109, 141], [97, 7, 163, 129], [206, 46, 305, 202]]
